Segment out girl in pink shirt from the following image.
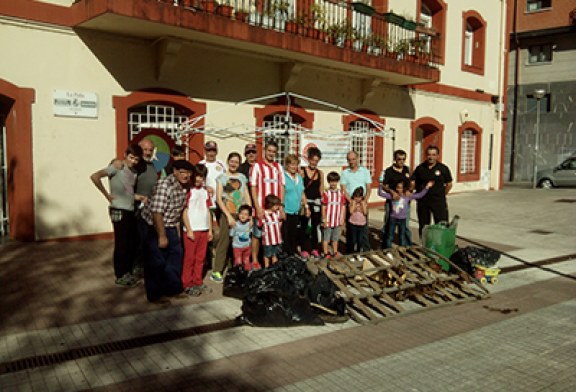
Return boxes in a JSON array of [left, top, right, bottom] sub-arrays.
[[348, 187, 370, 253]]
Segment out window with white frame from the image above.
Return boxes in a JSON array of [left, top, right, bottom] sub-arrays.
[[527, 0, 551, 12], [349, 120, 375, 176], [128, 104, 189, 142], [528, 44, 552, 63], [262, 113, 303, 164], [459, 129, 477, 175], [464, 24, 474, 66]]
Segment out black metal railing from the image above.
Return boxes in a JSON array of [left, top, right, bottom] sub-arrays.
[[159, 0, 440, 67]]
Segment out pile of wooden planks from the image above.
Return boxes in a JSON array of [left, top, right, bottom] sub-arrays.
[[313, 246, 489, 324]]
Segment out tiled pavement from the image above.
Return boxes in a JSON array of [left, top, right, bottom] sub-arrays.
[[1, 186, 575, 391]]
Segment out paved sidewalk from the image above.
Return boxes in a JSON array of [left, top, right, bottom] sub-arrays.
[[0, 185, 575, 391]]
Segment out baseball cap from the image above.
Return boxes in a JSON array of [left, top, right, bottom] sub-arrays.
[[204, 141, 218, 151], [244, 143, 257, 154]]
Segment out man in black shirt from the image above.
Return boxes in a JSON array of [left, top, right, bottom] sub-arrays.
[[238, 143, 257, 181], [380, 149, 414, 248], [411, 145, 453, 238]]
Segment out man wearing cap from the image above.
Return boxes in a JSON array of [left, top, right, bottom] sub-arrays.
[[141, 159, 194, 303], [199, 141, 227, 282], [239, 143, 257, 182], [200, 141, 227, 206]]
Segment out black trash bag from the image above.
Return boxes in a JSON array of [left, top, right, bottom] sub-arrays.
[[307, 271, 346, 316], [241, 294, 324, 327], [222, 265, 249, 299], [240, 256, 323, 326], [450, 246, 501, 274]]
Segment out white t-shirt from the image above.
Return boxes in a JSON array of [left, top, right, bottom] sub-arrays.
[[184, 187, 213, 231], [200, 159, 227, 207]]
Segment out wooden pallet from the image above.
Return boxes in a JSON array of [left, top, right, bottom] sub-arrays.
[[314, 246, 489, 324]]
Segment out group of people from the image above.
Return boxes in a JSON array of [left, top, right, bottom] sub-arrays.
[[91, 137, 452, 304]]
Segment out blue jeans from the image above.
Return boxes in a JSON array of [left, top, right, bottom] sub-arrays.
[[349, 224, 370, 253], [385, 217, 412, 249], [143, 226, 184, 302]]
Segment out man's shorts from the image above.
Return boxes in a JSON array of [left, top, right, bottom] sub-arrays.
[[323, 226, 341, 242], [252, 217, 263, 239], [263, 244, 281, 258]]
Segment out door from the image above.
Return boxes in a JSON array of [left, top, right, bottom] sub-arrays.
[[415, 126, 442, 163], [0, 114, 8, 237], [554, 157, 576, 186]]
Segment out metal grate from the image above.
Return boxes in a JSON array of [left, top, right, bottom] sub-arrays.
[[0, 319, 238, 375], [128, 104, 189, 142], [460, 129, 477, 175], [349, 120, 375, 177], [263, 114, 303, 164]]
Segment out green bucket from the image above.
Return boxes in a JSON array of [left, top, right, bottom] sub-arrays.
[[423, 223, 456, 271]]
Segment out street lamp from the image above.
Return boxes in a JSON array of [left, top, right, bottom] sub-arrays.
[[532, 88, 546, 188]]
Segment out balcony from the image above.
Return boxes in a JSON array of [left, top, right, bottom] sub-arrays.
[[73, 0, 440, 85]]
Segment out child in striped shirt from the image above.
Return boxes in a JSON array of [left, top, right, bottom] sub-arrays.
[[321, 172, 346, 258], [261, 194, 283, 267]]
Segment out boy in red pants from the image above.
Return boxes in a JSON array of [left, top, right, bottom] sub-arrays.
[[182, 164, 213, 296]]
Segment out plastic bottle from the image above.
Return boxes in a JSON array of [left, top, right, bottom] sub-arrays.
[[449, 215, 460, 230]]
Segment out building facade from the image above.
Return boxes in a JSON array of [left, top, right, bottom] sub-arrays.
[[0, 0, 507, 241], [505, 0, 576, 182]]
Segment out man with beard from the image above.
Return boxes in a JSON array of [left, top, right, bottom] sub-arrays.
[[411, 145, 453, 238]]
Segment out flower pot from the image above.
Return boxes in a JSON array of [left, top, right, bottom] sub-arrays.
[[216, 5, 234, 18], [352, 2, 376, 16], [235, 11, 249, 22], [401, 19, 418, 31], [201, 0, 217, 13], [383, 12, 405, 26]]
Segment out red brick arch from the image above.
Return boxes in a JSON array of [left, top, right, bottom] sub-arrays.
[[0, 78, 35, 241], [410, 116, 445, 169], [113, 91, 207, 163]]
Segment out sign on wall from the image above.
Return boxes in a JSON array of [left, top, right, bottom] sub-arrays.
[[300, 134, 349, 167], [53, 90, 98, 118]]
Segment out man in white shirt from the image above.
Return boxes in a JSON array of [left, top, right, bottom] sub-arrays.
[[199, 141, 227, 282], [199, 141, 227, 208]]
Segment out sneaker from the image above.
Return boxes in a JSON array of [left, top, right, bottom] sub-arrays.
[[115, 273, 139, 288], [300, 251, 310, 258], [333, 252, 342, 258], [132, 265, 144, 279], [252, 262, 262, 270], [325, 254, 332, 260], [210, 272, 223, 283], [311, 250, 320, 258], [187, 286, 202, 297]]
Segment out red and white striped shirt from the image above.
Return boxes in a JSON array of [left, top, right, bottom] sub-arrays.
[[262, 210, 282, 246], [250, 160, 285, 213], [322, 189, 346, 228]]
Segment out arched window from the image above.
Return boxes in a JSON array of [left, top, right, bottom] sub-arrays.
[[458, 121, 482, 182], [113, 91, 206, 163], [461, 11, 486, 75], [254, 99, 315, 163], [343, 112, 385, 186], [262, 112, 306, 164], [350, 120, 376, 175]]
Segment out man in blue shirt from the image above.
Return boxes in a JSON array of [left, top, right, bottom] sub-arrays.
[[340, 151, 372, 253]]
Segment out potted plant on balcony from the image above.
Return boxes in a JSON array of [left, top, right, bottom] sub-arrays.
[[216, 0, 234, 18], [307, 4, 328, 40], [382, 11, 405, 26], [235, 8, 250, 22], [200, 0, 217, 13], [262, 0, 290, 30], [328, 22, 356, 48], [352, 1, 376, 16]]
